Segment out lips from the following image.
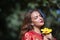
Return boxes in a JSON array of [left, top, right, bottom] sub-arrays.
[[40, 20, 44, 23]]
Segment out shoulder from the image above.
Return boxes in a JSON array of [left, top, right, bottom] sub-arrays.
[[24, 31, 33, 37], [22, 31, 33, 40], [25, 32, 31, 37]]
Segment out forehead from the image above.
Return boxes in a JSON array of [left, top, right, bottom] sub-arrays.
[[31, 11, 40, 18]]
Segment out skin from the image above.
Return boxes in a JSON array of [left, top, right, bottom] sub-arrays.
[[31, 11, 44, 28], [31, 11, 53, 40]]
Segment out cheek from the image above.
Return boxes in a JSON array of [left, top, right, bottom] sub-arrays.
[[33, 20, 39, 25], [33, 20, 44, 26]]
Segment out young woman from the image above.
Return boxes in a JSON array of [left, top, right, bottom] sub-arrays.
[[20, 9, 56, 40]]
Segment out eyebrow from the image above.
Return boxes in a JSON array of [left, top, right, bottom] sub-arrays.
[[35, 14, 41, 17], [33, 14, 41, 18]]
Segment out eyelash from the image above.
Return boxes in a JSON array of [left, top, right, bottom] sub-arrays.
[[34, 16, 38, 19], [34, 15, 42, 19]]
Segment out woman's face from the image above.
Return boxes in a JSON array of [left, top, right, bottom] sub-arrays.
[[31, 11, 44, 27]]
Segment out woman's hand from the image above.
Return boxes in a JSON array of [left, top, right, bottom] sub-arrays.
[[43, 36, 48, 40], [43, 33, 53, 40]]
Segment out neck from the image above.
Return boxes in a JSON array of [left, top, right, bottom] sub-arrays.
[[33, 26, 41, 34]]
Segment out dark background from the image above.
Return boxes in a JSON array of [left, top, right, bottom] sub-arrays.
[[0, 0, 60, 40]]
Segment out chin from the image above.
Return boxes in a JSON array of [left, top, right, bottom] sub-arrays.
[[40, 23, 44, 26]]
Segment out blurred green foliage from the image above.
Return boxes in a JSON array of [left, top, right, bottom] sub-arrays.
[[0, 0, 60, 40]]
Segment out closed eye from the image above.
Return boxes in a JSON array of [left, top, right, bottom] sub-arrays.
[[34, 16, 38, 19]]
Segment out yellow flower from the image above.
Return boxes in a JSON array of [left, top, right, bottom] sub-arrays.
[[41, 27, 52, 34]]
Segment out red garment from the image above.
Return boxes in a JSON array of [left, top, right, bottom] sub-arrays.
[[22, 30, 43, 40], [22, 30, 56, 40]]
